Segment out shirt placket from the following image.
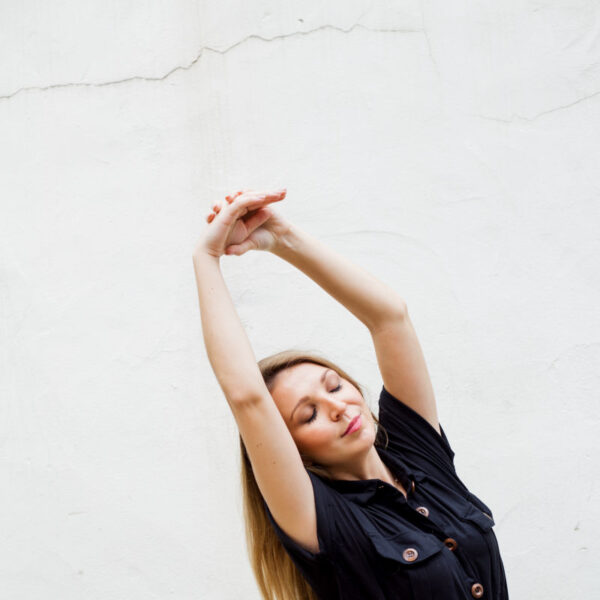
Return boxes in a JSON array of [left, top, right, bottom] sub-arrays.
[[377, 476, 487, 599]]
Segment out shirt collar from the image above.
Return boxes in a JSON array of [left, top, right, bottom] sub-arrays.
[[317, 445, 427, 506]]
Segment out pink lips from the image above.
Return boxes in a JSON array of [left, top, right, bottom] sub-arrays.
[[343, 415, 362, 437]]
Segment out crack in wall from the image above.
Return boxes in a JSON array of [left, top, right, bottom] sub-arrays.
[[0, 23, 423, 102], [473, 88, 600, 123], [542, 341, 600, 373], [419, 0, 440, 79]]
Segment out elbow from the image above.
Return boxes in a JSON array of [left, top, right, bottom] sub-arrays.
[[226, 388, 267, 407], [382, 297, 408, 321], [370, 299, 408, 331], [395, 299, 408, 318]]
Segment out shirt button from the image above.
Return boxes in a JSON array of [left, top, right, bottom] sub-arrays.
[[471, 582, 484, 598], [444, 537, 458, 551], [402, 548, 419, 562], [416, 506, 429, 517], [410, 480, 416, 493]]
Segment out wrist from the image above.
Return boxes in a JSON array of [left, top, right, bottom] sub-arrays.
[[192, 247, 221, 266], [270, 223, 302, 258]]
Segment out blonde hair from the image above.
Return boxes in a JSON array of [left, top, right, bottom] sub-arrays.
[[239, 349, 388, 600]]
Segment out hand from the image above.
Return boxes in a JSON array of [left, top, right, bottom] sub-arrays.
[[194, 188, 288, 258]]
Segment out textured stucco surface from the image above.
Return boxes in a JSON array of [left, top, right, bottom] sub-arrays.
[[1, 1, 599, 598]]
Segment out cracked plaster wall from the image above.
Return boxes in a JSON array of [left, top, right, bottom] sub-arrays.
[[1, 1, 599, 598]]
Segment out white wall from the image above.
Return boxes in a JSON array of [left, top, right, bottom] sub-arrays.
[[1, 1, 598, 598]]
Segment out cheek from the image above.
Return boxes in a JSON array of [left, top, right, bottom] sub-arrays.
[[296, 425, 339, 451]]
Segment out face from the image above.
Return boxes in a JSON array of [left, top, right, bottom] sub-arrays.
[[270, 362, 377, 469]]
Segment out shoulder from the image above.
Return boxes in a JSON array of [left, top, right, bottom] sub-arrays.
[[264, 470, 346, 557], [376, 385, 456, 473]]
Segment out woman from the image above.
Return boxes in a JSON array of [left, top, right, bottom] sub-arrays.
[[192, 188, 509, 600]]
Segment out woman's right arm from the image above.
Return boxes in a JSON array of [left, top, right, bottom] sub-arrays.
[[192, 192, 320, 554], [192, 252, 266, 402]]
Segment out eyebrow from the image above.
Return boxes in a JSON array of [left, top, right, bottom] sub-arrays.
[[289, 368, 332, 421]]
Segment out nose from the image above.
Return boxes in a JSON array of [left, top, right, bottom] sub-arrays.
[[325, 396, 347, 421]]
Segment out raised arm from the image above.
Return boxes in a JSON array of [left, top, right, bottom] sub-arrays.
[[192, 190, 321, 553], [271, 225, 407, 331], [271, 224, 440, 434], [192, 252, 266, 401], [203, 187, 439, 434]]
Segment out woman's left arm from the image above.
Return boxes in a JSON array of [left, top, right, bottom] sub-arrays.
[[271, 224, 440, 434], [271, 224, 406, 330]]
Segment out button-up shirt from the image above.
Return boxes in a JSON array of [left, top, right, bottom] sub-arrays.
[[264, 385, 510, 599]]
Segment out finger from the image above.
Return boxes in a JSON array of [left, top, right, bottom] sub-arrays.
[[234, 191, 284, 215], [252, 188, 286, 200], [230, 188, 283, 203], [226, 190, 245, 201], [266, 188, 287, 199], [213, 201, 222, 213], [218, 191, 278, 227], [243, 207, 272, 234], [254, 189, 286, 205], [242, 188, 285, 201], [220, 193, 257, 216], [207, 213, 215, 223]]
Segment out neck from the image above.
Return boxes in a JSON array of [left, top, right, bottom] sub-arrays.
[[325, 446, 396, 484]]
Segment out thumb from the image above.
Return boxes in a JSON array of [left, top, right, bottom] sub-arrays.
[[225, 237, 258, 256], [243, 206, 272, 234]]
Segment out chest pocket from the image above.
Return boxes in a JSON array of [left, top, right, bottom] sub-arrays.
[[362, 520, 451, 598], [359, 507, 446, 568], [367, 528, 445, 566]]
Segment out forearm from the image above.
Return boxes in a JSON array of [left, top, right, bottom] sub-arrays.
[[192, 253, 266, 402], [271, 225, 406, 331]]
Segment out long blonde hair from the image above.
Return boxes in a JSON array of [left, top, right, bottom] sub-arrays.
[[239, 349, 388, 600]]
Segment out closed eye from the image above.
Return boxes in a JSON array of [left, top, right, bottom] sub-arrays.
[[304, 384, 342, 424]]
